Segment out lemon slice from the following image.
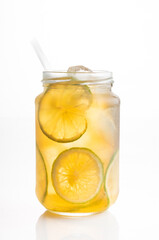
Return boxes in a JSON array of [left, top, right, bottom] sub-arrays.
[[51, 148, 103, 203], [38, 84, 92, 143], [104, 151, 119, 204], [36, 145, 48, 202]]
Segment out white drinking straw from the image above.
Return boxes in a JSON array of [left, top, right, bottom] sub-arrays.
[[31, 39, 51, 70]]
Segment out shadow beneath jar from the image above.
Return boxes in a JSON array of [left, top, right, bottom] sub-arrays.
[[36, 210, 119, 240]]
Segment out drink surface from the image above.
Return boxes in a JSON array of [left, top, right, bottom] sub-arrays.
[[35, 80, 120, 214]]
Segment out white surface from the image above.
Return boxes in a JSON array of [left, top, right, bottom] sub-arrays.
[[0, 0, 159, 239]]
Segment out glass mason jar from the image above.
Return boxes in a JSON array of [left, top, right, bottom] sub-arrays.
[[35, 70, 120, 216]]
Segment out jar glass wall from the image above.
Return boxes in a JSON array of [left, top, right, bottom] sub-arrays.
[[35, 70, 120, 216]]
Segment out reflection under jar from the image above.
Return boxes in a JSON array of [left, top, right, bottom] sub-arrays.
[[36, 210, 119, 240]]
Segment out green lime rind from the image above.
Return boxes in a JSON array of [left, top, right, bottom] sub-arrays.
[[36, 144, 48, 203], [69, 76, 92, 100], [104, 150, 119, 202], [65, 76, 93, 109], [51, 147, 104, 204]]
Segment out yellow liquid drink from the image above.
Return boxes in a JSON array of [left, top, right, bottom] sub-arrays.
[[35, 68, 120, 216]]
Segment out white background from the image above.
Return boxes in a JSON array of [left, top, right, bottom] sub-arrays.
[[0, 0, 159, 239]]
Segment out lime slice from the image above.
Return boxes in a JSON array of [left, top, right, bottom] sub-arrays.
[[104, 151, 119, 204], [36, 145, 48, 202], [51, 148, 104, 203], [38, 84, 92, 143]]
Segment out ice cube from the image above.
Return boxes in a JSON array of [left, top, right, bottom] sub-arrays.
[[67, 65, 93, 72]]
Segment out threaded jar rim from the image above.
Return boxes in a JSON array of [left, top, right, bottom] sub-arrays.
[[42, 70, 113, 85]]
